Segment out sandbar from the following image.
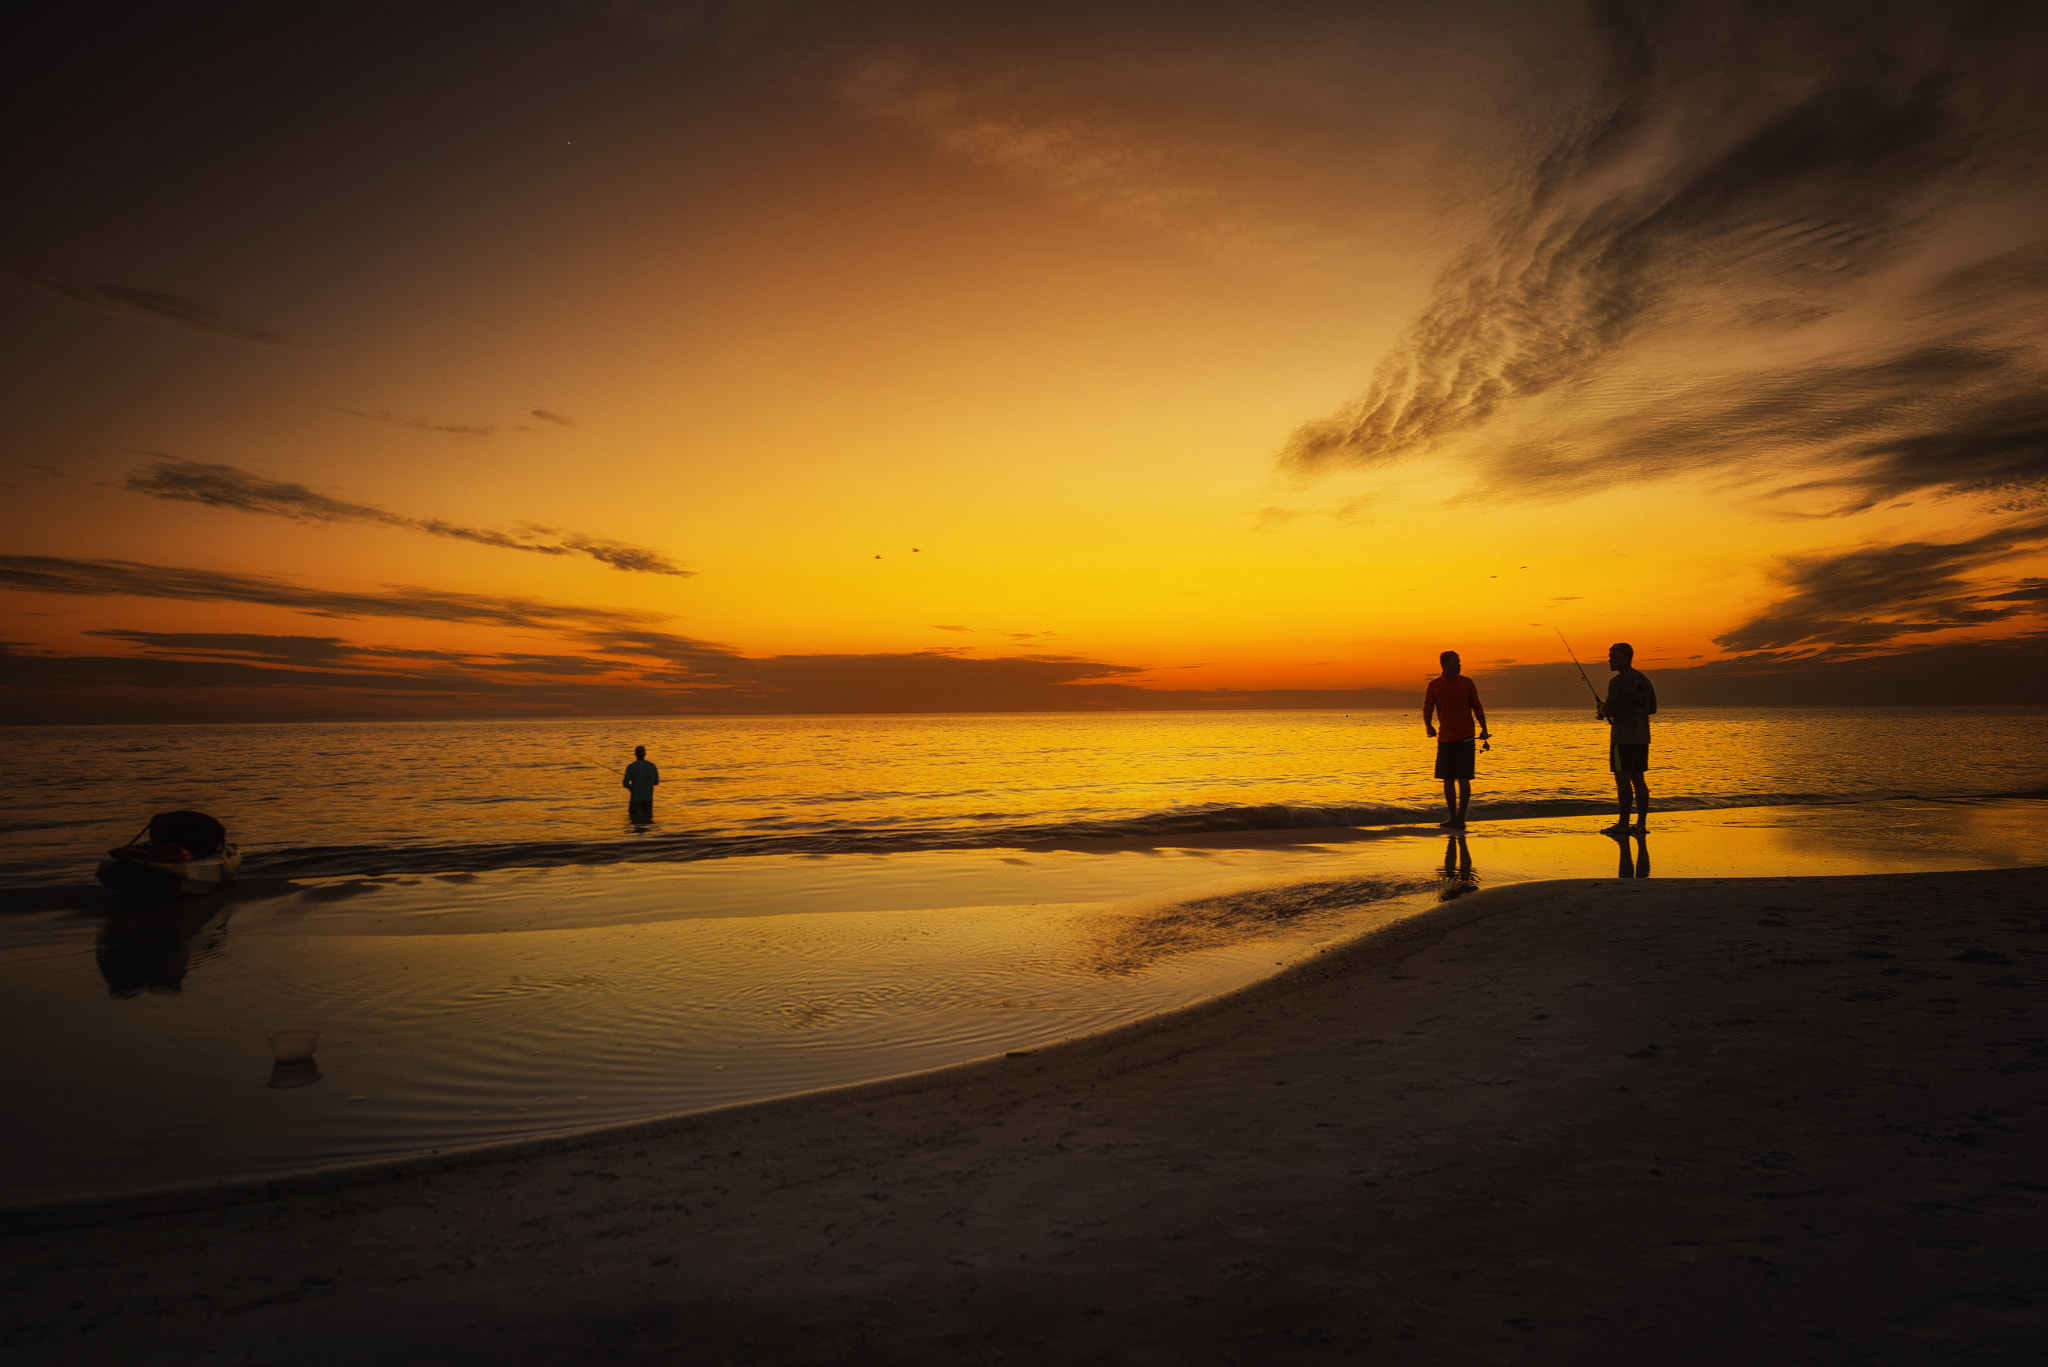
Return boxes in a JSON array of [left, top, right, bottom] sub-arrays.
[[5, 867, 2046, 1365]]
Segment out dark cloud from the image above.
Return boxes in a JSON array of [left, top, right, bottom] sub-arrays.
[[2, 267, 290, 346], [80, 629, 502, 667], [529, 409, 577, 426], [1979, 578, 2048, 605], [0, 622, 1428, 721], [85, 630, 367, 664], [1280, 0, 2048, 513], [15, 622, 2044, 720], [0, 555, 665, 631], [1484, 633, 2048, 707], [0, 640, 694, 717], [576, 627, 753, 671], [1711, 518, 2048, 654], [556, 535, 685, 576], [122, 460, 691, 576], [79, 632, 634, 678], [324, 407, 498, 438], [1475, 335, 2048, 515]]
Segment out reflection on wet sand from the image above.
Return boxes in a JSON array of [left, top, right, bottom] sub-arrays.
[[7, 800, 2044, 1208], [93, 902, 232, 997], [1438, 835, 1478, 900], [268, 1059, 322, 1090], [1083, 875, 1436, 975], [1609, 832, 1652, 879]]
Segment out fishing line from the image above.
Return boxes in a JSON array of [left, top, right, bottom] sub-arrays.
[[1550, 627, 1605, 708]]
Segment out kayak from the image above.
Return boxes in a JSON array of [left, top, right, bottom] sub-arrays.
[[95, 809, 242, 901], [96, 846, 243, 900]]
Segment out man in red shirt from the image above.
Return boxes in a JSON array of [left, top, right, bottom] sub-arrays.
[[1423, 650, 1490, 829]]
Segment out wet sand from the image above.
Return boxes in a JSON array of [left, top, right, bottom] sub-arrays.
[[6, 866, 2047, 1365], [22, 798, 2046, 1207]]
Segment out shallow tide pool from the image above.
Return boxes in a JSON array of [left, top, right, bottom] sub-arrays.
[[5, 797, 2046, 1209]]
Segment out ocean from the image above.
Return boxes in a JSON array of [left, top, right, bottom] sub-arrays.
[[4, 706, 2047, 1208], [7, 705, 2047, 884]]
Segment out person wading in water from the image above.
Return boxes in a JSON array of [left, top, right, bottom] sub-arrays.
[[1423, 650, 1490, 830], [622, 745, 660, 818]]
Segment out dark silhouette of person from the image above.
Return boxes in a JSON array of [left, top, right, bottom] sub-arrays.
[[1438, 833, 1478, 900], [1596, 642, 1657, 834], [1423, 650, 1490, 829], [622, 745, 660, 818], [1608, 825, 1650, 877]]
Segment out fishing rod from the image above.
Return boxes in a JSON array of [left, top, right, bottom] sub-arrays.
[[1551, 627, 1604, 708]]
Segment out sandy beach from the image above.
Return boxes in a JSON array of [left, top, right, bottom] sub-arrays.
[[6, 866, 2046, 1365]]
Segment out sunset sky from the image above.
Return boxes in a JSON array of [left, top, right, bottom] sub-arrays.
[[6, 0, 2047, 720]]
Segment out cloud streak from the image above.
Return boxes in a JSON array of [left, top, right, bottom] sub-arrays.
[[0, 556, 665, 630], [123, 460, 691, 576], [0, 627, 1435, 721], [1712, 517, 2048, 655], [2, 267, 291, 346], [324, 407, 499, 438], [612, 0, 1527, 281]]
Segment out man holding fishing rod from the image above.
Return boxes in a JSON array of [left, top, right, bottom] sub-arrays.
[[1554, 632, 1658, 835], [1598, 643, 1657, 835]]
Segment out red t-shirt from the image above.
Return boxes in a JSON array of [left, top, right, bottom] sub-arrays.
[[1424, 674, 1482, 743]]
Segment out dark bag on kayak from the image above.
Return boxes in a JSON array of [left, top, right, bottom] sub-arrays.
[[146, 811, 227, 859]]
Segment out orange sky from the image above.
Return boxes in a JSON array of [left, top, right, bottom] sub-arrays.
[[5, 1, 2047, 720]]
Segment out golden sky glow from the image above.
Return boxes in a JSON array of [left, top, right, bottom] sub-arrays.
[[5, 1, 2047, 720]]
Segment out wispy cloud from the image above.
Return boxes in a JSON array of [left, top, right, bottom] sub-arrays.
[[122, 460, 691, 576], [1279, 0, 2048, 509], [610, 1, 1517, 281], [323, 405, 580, 437], [1268, 0, 2048, 659], [0, 619, 1165, 718], [1713, 517, 2048, 655], [2, 266, 291, 346], [323, 407, 499, 438], [0, 556, 665, 630]]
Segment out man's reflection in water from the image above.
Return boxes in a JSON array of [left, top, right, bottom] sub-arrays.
[[1611, 832, 1652, 879], [94, 902, 230, 997], [1437, 834, 1479, 901]]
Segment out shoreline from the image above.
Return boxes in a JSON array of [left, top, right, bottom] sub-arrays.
[[8, 866, 2047, 1363], [0, 878, 1513, 1236]]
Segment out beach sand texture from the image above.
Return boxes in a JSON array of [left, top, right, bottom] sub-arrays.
[[6, 867, 2046, 1365]]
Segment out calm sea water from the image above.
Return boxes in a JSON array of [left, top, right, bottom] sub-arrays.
[[6, 706, 2047, 885], [3, 706, 2047, 1207]]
